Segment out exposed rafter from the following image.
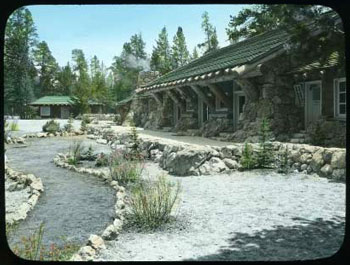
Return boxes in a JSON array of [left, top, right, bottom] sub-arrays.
[[208, 84, 232, 108], [190, 85, 214, 109]]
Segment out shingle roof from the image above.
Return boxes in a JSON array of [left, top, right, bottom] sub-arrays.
[[139, 28, 289, 91], [30, 96, 74, 105]]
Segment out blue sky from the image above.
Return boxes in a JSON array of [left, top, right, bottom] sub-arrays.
[[26, 4, 249, 68]]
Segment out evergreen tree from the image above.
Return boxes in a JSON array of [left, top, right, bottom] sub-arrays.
[[56, 63, 74, 96], [90, 55, 108, 103], [4, 7, 38, 117], [191, 46, 199, 61], [150, 27, 172, 74], [256, 117, 275, 168], [198, 12, 219, 54], [71, 49, 91, 114], [33, 41, 59, 96], [171, 27, 190, 69], [225, 5, 344, 65]]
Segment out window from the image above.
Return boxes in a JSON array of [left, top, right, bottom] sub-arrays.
[[215, 96, 227, 111], [334, 78, 346, 119], [40, 106, 50, 116]]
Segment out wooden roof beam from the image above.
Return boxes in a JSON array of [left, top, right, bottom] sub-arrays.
[[207, 84, 232, 109], [190, 85, 214, 109]]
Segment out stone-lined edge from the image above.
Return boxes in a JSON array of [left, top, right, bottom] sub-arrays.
[[52, 154, 127, 261], [5, 165, 44, 225]]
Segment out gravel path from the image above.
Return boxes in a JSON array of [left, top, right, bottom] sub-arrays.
[[6, 137, 115, 249], [97, 168, 345, 261]]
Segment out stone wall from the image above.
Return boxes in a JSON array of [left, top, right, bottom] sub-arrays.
[[89, 125, 345, 181]]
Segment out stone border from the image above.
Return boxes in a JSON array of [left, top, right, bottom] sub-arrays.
[[5, 165, 44, 225], [87, 125, 345, 181], [52, 154, 128, 261]]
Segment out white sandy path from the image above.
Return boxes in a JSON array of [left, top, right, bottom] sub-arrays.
[[97, 165, 345, 261]]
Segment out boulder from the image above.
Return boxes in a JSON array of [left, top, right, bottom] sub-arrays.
[[330, 151, 346, 169], [299, 153, 311, 164], [310, 149, 325, 172], [16, 137, 25, 144], [223, 158, 239, 169], [36, 132, 47, 138], [102, 224, 118, 240], [30, 179, 43, 192], [88, 235, 106, 250], [78, 246, 96, 261], [96, 138, 108, 145], [332, 169, 345, 181], [319, 164, 333, 178], [207, 157, 228, 173]]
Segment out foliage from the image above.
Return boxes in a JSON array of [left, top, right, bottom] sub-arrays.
[[80, 120, 87, 132], [277, 145, 290, 174], [171, 27, 190, 69], [240, 142, 256, 170], [9, 120, 19, 131], [4, 119, 10, 143], [81, 145, 96, 161], [56, 63, 75, 96], [42, 119, 60, 133], [33, 41, 59, 97], [12, 223, 79, 261], [225, 5, 344, 66], [95, 152, 109, 167], [191, 46, 199, 61], [128, 175, 181, 230], [197, 11, 219, 54], [150, 27, 172, 74], [127, 126, 143, 161], [309, 122, 326, 146], [256, 117, 275, 168], [67, 141, 84, 165], [63, 115, 74, 132], [108, 150, 143, 184], [6, 221, 19, 237], [4, 7, 38, 118]]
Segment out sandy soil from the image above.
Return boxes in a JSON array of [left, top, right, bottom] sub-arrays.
[[97, 165, 345, 261]]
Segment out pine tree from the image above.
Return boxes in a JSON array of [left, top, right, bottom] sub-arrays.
[[256, 117, 275, 168], [171, 27, 190, 69], [33, 41, 59, 97], [4, 7, 38, 117], [150, 27, 172, 74], [191, 47, 199, 61], [198, 11, 219, 54], [71, 49, 91, 114], [56, 63, 74, 96]]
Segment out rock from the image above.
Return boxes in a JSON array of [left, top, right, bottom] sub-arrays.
[[28, 194, 39, 206], [7, 183, 18, 192], [310, 149, 325, 172], [320, 164, 333, 178], [78, 246, 96, 261], [88, 235, 106, 250], [300, 164, 308, 171], [223, 158, 239, 169], [36, 132, 47, 138], [207, 157, 228, 173], [101, 224, 118, 240], [87, 134, 98, 139], [330, 151, 345, 169], [332, 169, 345, 181], [323, 150, 333, 164], [16, 137, 25, 144], [307, 165, 313, 174], [299, 153, 311, 164], [113, 219, 123, 233], [30, 179, 43, 192], [96, 139, 108, 145], [70, 253, 83, 261]]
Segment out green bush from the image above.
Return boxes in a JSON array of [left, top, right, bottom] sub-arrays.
[[95, 152, 109, 167], [277, 145, 290, 174], [42, 120, 60, 134], [128, 175, 181, 229], [9, 121, 19, 131], [126, 126, 143, 161], [67, 141, 84, 165], [240, 142, 256, 170], [256, 117, 275, 168], [63, 115, 74, 132], [108, 151, 143, 184], [12, 223, 80, 261]]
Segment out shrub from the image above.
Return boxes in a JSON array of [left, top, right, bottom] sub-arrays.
[[12, 223, 79, 261], [42, 120, 60, 134], [81, 145, 96, 161], [277, 145, 290, 174], [127, 126, 143, 160], [9, 120, 19, 131], [256, 117, 275, 168], [108, 150, 143, 184], [240, 142, 256, 170], [67, 141, 84, 165], [128, 175, 181, 229], [82, 115, 91, 124], [4, 119, 10, 143], [95, 152, 109, 167], [63, 115, 74, 132]]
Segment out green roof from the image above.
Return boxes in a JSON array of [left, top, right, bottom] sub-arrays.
[[142, 28, 289, 88], [30, 96, 103, 106], [30, 96, 74, 105]]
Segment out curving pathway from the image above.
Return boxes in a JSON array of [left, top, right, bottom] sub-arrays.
[[6, 136, 115, 249]]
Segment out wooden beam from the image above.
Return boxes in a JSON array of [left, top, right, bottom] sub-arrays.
[[207, 84, 232, 109], [190, 85, 214, 109], [167, 90, 185, 110], [151, 92, 162, 105], [234, 78, 259, 102], [175, 87, 187, 99]]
